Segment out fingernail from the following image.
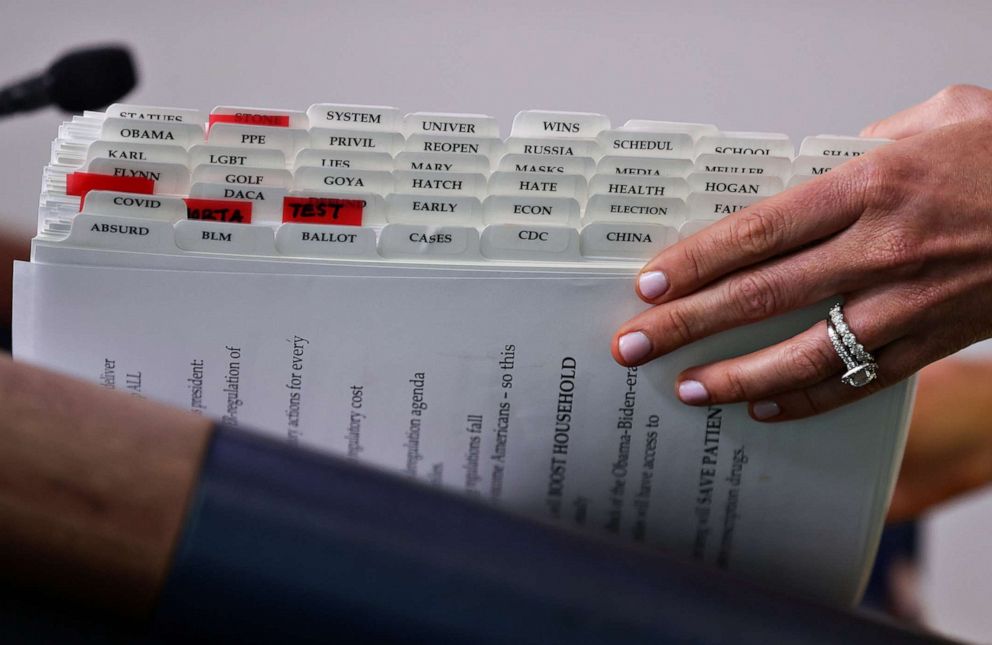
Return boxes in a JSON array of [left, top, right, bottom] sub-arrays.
[[752, 400, 781, 420], [678, 379, 709, 405], [638, 271, 669, 299], [618, 331, 651, 364]]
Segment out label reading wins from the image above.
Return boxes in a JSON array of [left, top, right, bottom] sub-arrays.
[[184, 198, 253, 223], [208, 113, 291, 128], [66, 172, 155, 200], [282, 197, 364, 226]]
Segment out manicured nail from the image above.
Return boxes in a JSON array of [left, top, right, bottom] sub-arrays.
[[752, 400, 781, 420], [618, 331, 651, 364], [677, 379, 709, 405], [638, 271, 669, 299]]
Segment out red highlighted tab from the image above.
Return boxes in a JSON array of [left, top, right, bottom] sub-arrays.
[[66, 172, 155, 200], [209, 113, 290, 128], [282, 197, 364, 226], [184, 198, 253, 223]]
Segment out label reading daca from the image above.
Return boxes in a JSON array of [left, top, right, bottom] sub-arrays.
[[185, 198, 253, 223], [282, 197, 364, 226]]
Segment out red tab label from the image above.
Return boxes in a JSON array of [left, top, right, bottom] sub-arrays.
[[282, 197, 364, 226], [208, 113, 291, 128], [184, 198, 253, 223], [66, 172, 155, 201]]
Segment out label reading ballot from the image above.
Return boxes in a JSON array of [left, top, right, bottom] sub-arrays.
[[282, 197, 364, 226]]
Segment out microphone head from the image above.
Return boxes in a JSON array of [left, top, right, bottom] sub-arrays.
[[47, 45, 137, 112]]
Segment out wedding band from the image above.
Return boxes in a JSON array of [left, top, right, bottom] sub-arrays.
[[826, 303, 878, 388]]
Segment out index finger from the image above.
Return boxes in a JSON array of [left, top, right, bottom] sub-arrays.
[[635, 161, 870, 304]]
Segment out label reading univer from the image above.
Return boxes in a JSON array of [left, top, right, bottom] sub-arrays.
[[282, 197, 364, 226], [184, 198, 253, 223]]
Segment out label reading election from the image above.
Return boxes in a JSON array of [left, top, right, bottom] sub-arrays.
[[65, 172, 155, 200], [208, 113, 291, 128], [282, 197, 364, 226], [184, 198, 253, 223]]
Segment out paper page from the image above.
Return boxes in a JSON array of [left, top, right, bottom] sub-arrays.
[[12, 261, 911, 604]]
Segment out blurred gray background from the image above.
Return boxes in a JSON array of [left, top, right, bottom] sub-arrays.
[[1, 1, 991, 640]]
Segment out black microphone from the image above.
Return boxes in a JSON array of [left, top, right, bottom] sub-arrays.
[[0, 45, 137, 118]]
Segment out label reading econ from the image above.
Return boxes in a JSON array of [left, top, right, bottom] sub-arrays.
[[65, 172, 155, 200], [184, 198, 253, 223], [282, 197, 364, 226]]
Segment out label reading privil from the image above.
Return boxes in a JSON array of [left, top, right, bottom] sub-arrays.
[[282, 197, 364, 226], [184, 198, 253, 223]]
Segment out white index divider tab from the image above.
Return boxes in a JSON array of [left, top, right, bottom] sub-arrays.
[[85, 159, 191, 194], [482, 195, 580, 227], [584, 194, 686, 226], [687, 172, 783, 197], [597, 129, 695, 159], [294, 149, 394, 172], [588, 174, 689, 199], [175, 220, 277, 255], [621, 119, 719, 140], [293, 167, 393, 195], [596, 156, 693, 178], [189, 145, 286, 170], [191, 165, 292, 190], [404, 134, 503, 158], [306, 103, 401, 132], [488, 171, 587, 201], [791, 155, 848, 177], [308, 128, 405, 155], [393, 171, 487, 199], [496, 154, 596, 177], [208, 123, 306, 155], [386, 194, 482, 225], [510, 110, 610, 139], [580, 221, 677, 259], [687, 193, 760, 220], [101, 118, 205, 149], [378, 224, 481, 260], [106, 103, 206, 127], [504, 137, 600, 158], [402, 112, 499, 139], [693, 153, 791, 179], [209, 106, 308, 129], [81, 190, 187, 222], [680, 218, 719, 239], [65, 213, 177, 253], [86, 141, 189, 167], [696, 132, 794, 158], [394, 152, 490, 175], [480, 223, 581, 261], [799, 135, 891, 158], [189, 182, 288, 222], [276, 223, 379, 259]]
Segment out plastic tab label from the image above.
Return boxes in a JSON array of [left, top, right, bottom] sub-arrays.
[[82, 190, 187, 222], [510, 110, 611, 139], [306, 104, 401, 131], [184, 198, 254, 223], [282, 196, 364, 226], [66, 172, 155, 199]]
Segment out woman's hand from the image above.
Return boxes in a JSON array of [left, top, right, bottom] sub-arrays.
[[889, 358, 992, 522], [612, 85, 992, 422]]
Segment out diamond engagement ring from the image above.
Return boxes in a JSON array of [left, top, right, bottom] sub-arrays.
[[826, 303, 878, 388]]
